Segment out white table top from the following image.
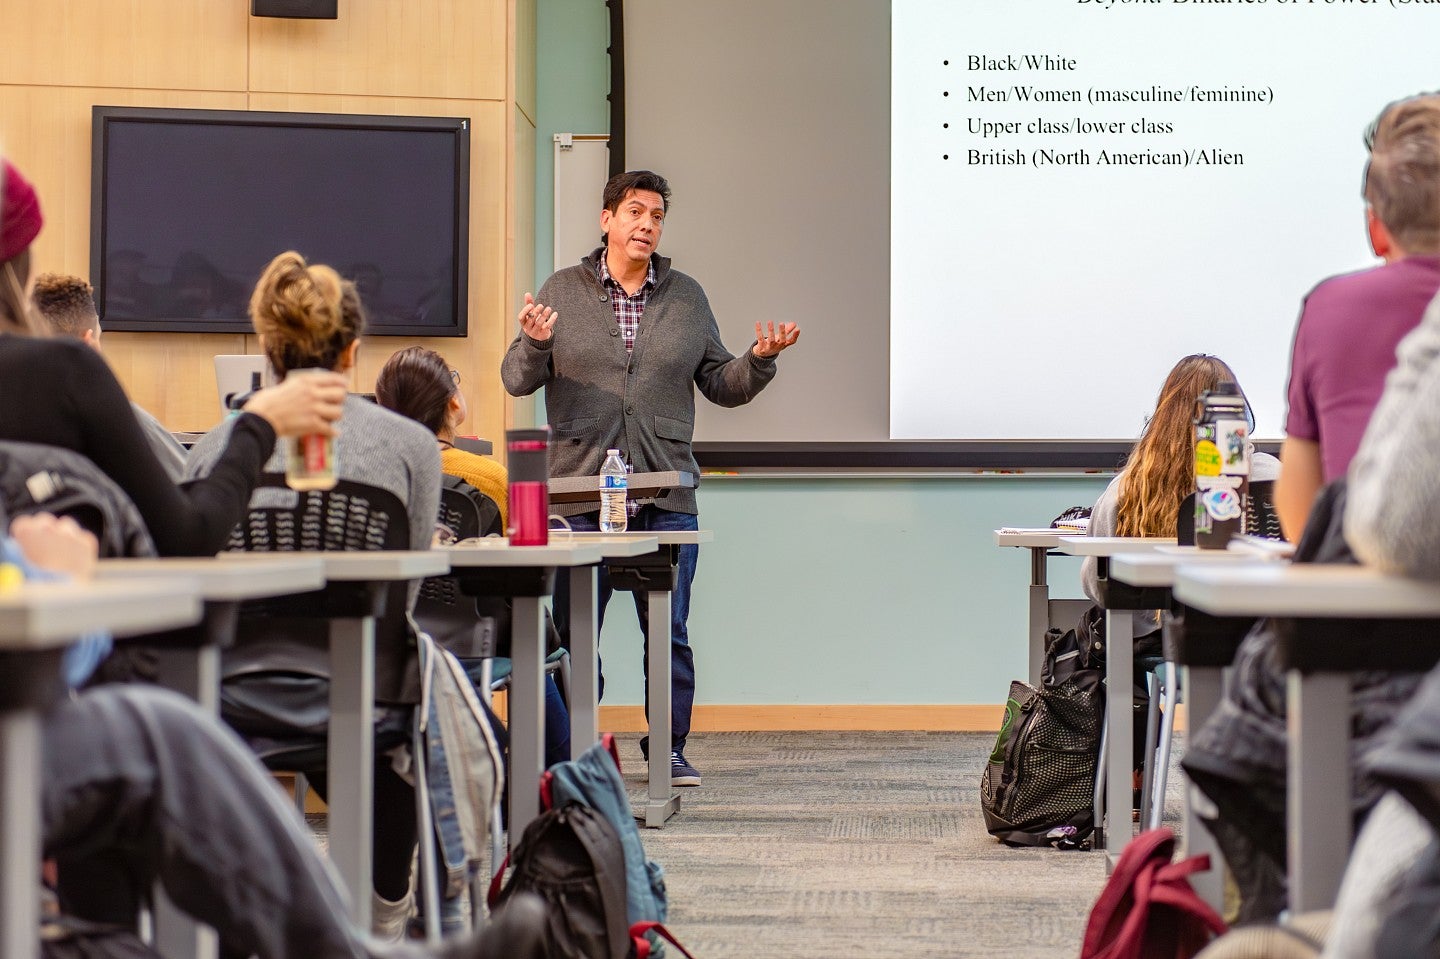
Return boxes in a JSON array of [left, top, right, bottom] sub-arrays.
[[547, 532, 661, 558], [96, 556, 326, 601], [441, 540, 607, 568], [0, 580, 201, 648], [219, 550, 448, 581], [1110, 549, 1279, 587], [994, 528, 1074, 548], [1174, 564, 1440, 617], [1055, 536, 1178, 557]]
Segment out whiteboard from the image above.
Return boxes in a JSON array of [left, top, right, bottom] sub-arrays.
[[553, 134, 610, 270]]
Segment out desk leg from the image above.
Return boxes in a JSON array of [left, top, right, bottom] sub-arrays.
[[1288, 670, 1350, 912], [1027, 547, 1048, 687], [509, 597, 546, 847], [0, 709, 39, 959], [329, 616, 375, 929], [645, 587, 681, 828], [153, 645, 221, 715], [152, 610, 226, 959], [1105, 610, 1135, 868], [1182, 665, 1225, 914], [569, 567, 600, 760]]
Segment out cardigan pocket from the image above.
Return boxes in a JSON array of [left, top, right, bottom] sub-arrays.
[[553, 417, 598, 440], [654, 414, 693, 444]]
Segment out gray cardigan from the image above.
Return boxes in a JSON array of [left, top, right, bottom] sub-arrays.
[[501, 248, 777, 516]]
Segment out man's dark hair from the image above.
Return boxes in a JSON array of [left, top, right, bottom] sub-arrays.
[[31, 272, 99, 337], [602, 170, 671, 215], [1363, 94, 1440, 254]]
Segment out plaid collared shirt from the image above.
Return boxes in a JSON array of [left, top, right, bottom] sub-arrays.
[[596, 255, 656, 354]]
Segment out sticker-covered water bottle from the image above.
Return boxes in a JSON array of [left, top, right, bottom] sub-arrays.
[[1194, 382, 1250, 550]]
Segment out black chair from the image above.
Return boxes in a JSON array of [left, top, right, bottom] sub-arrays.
[[220, 474, 445, 938]]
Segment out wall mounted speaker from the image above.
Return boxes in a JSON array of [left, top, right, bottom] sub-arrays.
[[251, 0, 338, 18]]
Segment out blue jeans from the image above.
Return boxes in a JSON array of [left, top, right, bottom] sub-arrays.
[[553, 506, 699, 752]]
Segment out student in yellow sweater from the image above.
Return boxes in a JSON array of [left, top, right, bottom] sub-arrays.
[[375, 346, 508, 530]]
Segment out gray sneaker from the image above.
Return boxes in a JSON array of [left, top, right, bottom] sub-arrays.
[[670, 750, 701, 787]]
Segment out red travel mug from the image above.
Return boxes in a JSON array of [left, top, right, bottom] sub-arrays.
[[506, 427, 550, 546]]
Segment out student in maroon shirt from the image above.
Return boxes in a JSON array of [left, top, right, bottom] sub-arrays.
[[1276, 93, 1440, 540]]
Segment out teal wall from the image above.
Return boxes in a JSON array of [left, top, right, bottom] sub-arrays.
[[532, 3, 1109, 708]]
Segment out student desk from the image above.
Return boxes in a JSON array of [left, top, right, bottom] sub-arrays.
[[95, 556, 325, 712], [0, 579, 201, 959], [223, 549, 448, 927], [994, 529, 1095, 685], [95, 555, 326, 959], [441, 540, 606, 842], [1173, 564, 1440, 912], [1053, 536, 1175, 866], [1109, 546, 1278, 910], [565, 528, 714, 827]]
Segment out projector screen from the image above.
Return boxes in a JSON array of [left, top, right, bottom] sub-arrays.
[[891, 0, 1427, 440], [624, 0, 1426, 454]]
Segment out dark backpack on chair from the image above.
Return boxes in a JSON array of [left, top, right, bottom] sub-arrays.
[[0, 440, 156, 558]]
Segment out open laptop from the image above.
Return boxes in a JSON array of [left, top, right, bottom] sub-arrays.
[[213, 354, 270, 420]]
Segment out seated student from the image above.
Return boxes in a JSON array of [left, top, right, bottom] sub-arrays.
[[0, 158, 347, 557], [1081, 353, 1279, 603], [186, 252, 444, 938], [1295, 290, 1440, 958], [374, 345, 572, 767], [30, 271, 189, 482], [1080, 354, 1279, 780], [1274, 92, 1440, 541], [1, 505, 546, 959]]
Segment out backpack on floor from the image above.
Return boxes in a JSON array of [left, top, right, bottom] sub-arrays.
[[489, 734, 695, 959], [980, 607, 1106, 846], [1081, 827, 1226, 959], [489, 800, 635, 959]]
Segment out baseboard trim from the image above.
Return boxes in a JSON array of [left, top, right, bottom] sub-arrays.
[[599, 704, 1007, 732], [597, 703, 1188, 733]]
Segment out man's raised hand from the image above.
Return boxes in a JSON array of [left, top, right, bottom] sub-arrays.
[[519, 292, 558, 342], [753, 321, 800, 359]]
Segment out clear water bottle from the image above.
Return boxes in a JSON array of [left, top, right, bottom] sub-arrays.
[[1193, 382, 1250, 549], [599, 448, 628, 532]]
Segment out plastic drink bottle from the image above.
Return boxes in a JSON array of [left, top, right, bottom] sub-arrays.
[[1193, 382, 1250, 549], [599, 449, 628, 533], [284, 369, 338, 491]]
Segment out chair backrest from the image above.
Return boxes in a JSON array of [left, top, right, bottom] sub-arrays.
[[225, 474, 417, 704], [1176, 480, 1282, 546], [417, 479, 506, 659], [0, 439, 156, 558]]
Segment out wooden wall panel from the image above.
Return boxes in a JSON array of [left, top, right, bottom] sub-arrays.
[[0, 87, 248, 288], [248, 0, 507, 102], [505, 103, 537, 432], [1, 0, 525, 448], [0, 0, 249, 92], [514, 0, 537, 123]]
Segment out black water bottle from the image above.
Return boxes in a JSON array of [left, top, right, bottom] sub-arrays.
[[1193, 382, 1250, 549]]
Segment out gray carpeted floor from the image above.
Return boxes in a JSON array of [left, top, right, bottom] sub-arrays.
[[620, 730, 1187, 959], [309, 728, 1187, 956]]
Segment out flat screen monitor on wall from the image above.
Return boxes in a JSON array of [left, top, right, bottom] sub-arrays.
[[90, 106, 470, 336]]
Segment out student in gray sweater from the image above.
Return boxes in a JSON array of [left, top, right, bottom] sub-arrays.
[[187, 251, 440, 940], [502, 170, 800, 786]]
